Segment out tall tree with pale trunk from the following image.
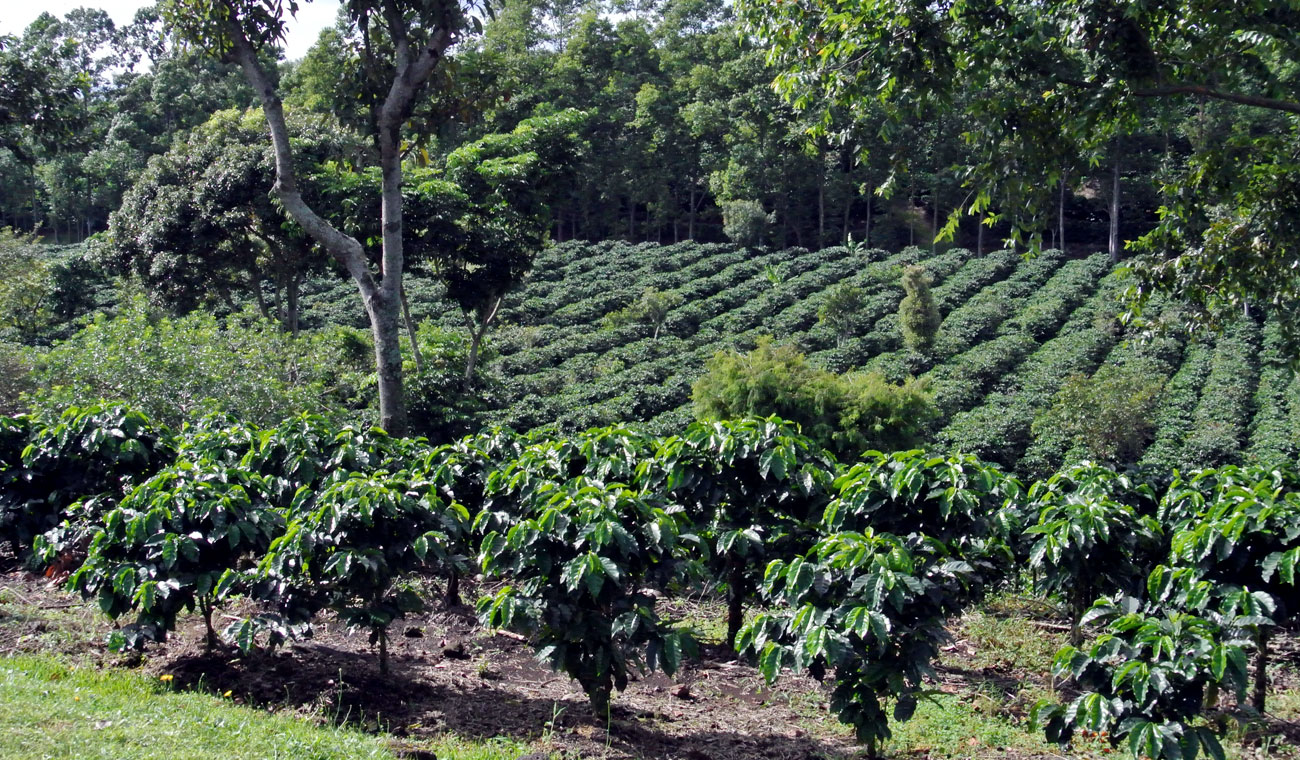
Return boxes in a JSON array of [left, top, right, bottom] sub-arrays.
[[163, 0, 491, 435]]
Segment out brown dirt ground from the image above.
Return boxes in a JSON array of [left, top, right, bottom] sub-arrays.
[[2, 566, 1298, 760]]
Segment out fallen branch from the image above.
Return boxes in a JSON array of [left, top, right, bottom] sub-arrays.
[[1030, 621, 1071, 631]]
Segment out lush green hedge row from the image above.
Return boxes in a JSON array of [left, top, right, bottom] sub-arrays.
[[3, 408, 1297, 760], [1246, 319, 1297, 465], [481, 241, 1294, 475], [243, 239, 1291, 474], [920, 255, 1110, 417], [1180, 321, 1260, 469], [934, 273, 1127, 468], [1139, 343, 1215, 473]]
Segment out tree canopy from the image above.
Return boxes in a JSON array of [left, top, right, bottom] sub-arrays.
[[737, 0, 1300, 347]]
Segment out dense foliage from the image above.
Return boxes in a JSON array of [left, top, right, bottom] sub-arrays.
[[4, 407, 1298, 759], [691, 337, 936, 461]]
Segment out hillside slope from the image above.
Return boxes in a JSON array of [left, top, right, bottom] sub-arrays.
[[303, 241, 1299, 476]]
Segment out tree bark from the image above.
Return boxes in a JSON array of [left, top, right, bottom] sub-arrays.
[[200, 599, 216, 652], [841, 192, 852, 243], [220, 9, 453, 437], [464, 294, 502, 390], [1253, 627, 1270, 713], [445, 570, 461, 609], [930, 179, 940, 253], [818, 180, 825, 249], [726, 556, 746, 651], [1057, 170, 1067, 252], [401, 284, 423, 375], [1109, 146, 1122, 264], [286, 271, 300, 338], [251, 271, 269, 320], [863, 185, 872, 246], [688, 184, 698, 240]]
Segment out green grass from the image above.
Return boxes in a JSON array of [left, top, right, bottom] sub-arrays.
[[0, 655, 545, 760], [956, 604, 1067, 678], [882, 691, 1070, 758], [0, 584, 109, 654]]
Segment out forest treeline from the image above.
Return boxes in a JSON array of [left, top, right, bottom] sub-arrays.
[[2, 0, 1162, 253]]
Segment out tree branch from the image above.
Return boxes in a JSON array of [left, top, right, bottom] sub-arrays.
[[1057, 74, 1300, 115], [1128, 84, 1300, 115], [371, 5, 455, 298], [220, 9, 378, 300]]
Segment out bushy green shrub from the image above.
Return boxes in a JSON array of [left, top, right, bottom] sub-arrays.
[[64, 459, 281, 652], [600, 287, 684, 339], [818, 283, 866, 345], [1033, 359, 1168, 466], [721, 199, 774, 247], [692, 337, 937, 460], [0, 341, 33, 415], [0, 229, 57, 343], [899, 265, 940, 352], [404, 323, 502, 443], [27, 299, 371, 428], [477, 475, 694, 714], [2, 405, 172, 561]]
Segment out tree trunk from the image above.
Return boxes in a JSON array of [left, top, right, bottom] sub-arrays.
[[1058, 171, 1067, 252], [401, 284, 423, 375], [286, 271, 300, 338], [1254, 627, 1270, 713], [818, 180, 826, 249], [464, 295, 502, 391], [930, 180, 940, 254], [1109, 148, 1121, 264], [1069, 585, 1089, 647], [222, 9, 453, 440], [864, 188, 872, 246], [726, 556, 746, 651], [842, 193, 852, 243], [200, 599, 217, 652], [977, 213, 985, 256], [366, 292, 407, 434], [271, 275, 283, 326], [251, 271, 269, 320], [377, 626, 389, 675], [445, 570, 461, 609], [688, 184, 697, 240]]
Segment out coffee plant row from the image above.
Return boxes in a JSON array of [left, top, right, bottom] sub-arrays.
[[335, 240, 1300, 476], [2, 405, 1296, 758]]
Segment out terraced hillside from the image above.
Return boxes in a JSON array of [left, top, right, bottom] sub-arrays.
[[304, 240, 1300, 476]]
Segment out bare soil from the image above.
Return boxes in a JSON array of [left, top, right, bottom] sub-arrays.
[[2, 568, 1298, 760]]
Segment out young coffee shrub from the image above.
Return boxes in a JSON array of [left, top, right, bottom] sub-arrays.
[[477, 462, 697, 715], [899, 265, 940, 353]]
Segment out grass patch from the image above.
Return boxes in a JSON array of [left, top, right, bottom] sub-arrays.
[[957, 606, 1067, 677], [882, 691, 1074, 759], [1273, 688, 1300, 722], [424, 735, 550, 760], [0, 655, 547, 760], [0, 582, 109, 655]]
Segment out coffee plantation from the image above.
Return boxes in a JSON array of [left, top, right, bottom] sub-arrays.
[[3, 407, 1296, 759]]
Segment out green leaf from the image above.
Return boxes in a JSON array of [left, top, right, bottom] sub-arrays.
[[758, 642, 783, 684], [112, 567, 137, 598], [133, 580, 157, 612], [661, 632, 683, 675], [232, 618, 256, 653]]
